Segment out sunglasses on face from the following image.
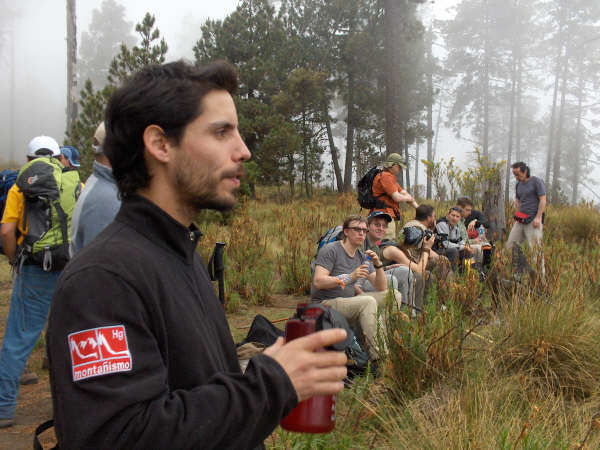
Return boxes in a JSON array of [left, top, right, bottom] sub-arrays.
[[347, 226, 369, 234]]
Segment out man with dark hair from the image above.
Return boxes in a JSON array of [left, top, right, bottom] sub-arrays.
[[0, 136, 80, 428], [435, 206, 472, 269], [47, 60, 347, 449], [456, 197, 489, 233], [404, 204, 438, 263], [370, 153, 419, 240], [506, 161, 546, 275], [455, 197, 489, 266]]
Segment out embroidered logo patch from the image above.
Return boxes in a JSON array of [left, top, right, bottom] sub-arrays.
[[68, 325, 132, 381]]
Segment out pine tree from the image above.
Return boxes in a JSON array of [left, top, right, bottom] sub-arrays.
[[67, 13, 168, 179]]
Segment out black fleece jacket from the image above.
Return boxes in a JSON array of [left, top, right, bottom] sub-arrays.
[[47, 195, 297, 449]]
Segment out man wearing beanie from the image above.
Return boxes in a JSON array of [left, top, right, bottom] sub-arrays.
[[69, 122, 121, 255], [371, 152, 419, 239]]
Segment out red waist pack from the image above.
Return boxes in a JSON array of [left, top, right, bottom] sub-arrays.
[[514, 210, 533, 224]]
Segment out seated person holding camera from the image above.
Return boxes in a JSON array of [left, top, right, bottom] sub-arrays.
[[358, 211, 414, 310], [435, 206, 472, 269], [311, 215, 402, 361], [371, 224, 435, 315]]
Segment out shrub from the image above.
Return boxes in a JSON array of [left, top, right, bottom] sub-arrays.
[[373, 373, 600, 449], [490, 290, 600, 398], [382, 285, 468, 398], [545, 204, 600, 244]]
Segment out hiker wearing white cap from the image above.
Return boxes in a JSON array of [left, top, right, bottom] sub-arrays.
[[370, 152, 419, 240], [69, 122, 121, 256], [0, 135, 80, 428]]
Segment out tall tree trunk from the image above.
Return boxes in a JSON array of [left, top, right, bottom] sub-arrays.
[[343, 70, 355, 192], [571, 70, 584, 205], [545, 45, 563, 186], [551, 45, 569, 202], [287, 154, 295, 197], [433, 97, 443, 161], [66, 0, 78, 130], [384, 0, 405, 157], [426, 29, 433, 199], [322, 100, 343, 192], [545, 6, 566, 185], [404, 132, 410, 190], [504, 54, 517, 204], [482, 0, 490, 157], [415, 141, 420, 192], [515, 53, 522, 162], [302, 111, 311, 198]]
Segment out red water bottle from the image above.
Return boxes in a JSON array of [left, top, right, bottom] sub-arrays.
[[280, 314, 337, 433]]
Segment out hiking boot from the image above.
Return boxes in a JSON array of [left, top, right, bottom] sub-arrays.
[[0, 418, 14, 428], [20, 367, 39, 385]]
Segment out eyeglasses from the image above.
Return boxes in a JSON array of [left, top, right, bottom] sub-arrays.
[[347, 226, 369, 234]]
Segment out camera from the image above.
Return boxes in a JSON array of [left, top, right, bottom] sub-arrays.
[[423, 229, 434, 239]]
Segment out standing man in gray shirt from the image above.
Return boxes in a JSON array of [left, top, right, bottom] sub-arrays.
[[69, 122, 121, 255], [506, 161, 546, 275]]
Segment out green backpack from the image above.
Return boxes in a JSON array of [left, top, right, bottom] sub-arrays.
[[16, 157, 81, 271]]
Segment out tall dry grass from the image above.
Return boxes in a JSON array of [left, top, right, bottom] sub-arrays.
[[194, 188, 600, 448]]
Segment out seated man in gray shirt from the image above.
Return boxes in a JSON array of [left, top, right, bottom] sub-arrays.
[[311, 214, 401, 361], [70, 122, 121, 256]]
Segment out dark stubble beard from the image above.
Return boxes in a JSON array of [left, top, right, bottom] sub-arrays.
[[174, 156, 242, 213]]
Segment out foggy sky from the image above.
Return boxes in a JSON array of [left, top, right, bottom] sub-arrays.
[[2, 0, 577, 199], [0, 0, 240, 166]]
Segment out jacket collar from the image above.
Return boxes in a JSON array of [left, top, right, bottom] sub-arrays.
[[115, 194, 202, 265], [92, 160, 116, 183]]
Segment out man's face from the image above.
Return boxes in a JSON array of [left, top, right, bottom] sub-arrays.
[[171, 90, 251, 212], [344, 220, 368, 246], [448, 210, 461, 226], [389, 163, 402, 175], [512, 167, 527, 182], [60, 154, 73, 169], [461, 205, 472, 218], [368, 218, 388, 241]]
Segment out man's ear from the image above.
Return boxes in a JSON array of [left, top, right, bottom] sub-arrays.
[[143, 125, 171, 164]]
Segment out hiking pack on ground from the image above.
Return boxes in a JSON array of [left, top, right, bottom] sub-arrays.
[[357, 166, 387, 210], [15, 157, 80, 271], [0, 169, 18, 254]]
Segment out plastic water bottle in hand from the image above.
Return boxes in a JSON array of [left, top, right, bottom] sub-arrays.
[[478, 224, 485, 239], [364, 255, 374, 271]]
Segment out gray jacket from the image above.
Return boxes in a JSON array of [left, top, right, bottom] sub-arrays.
[[70, 161, 121, 256], [435, 219, 465, 251]]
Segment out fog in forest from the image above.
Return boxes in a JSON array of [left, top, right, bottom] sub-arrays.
[[0, 0, 598, 203]]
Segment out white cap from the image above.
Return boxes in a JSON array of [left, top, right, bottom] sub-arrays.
[[27, 135, 61, 157]]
